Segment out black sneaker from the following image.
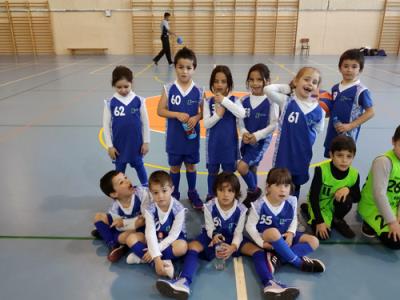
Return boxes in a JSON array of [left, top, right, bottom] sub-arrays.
[[266, 251, 281, 274], [300, 203, 310, 221], [361, 221, 376, 238], [332, 218, 355, 239], [91, 229, 101, 240], [300, 256, 325, 273], [153, 59, 158, 65], [242, 187, 262, 208]]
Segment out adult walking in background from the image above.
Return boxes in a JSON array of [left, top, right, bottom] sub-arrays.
[[153, 12, 176, 66]]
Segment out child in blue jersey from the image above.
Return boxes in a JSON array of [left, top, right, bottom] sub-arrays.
[[93, 171, 148, 262], [265, 67, 325, 198], [204, 65, 246, 201], [125, 171, 188, 279], [103, 66, 150, 186], [157, 47, 204, 209], [238, 63, 279, 208], [246, 168, 325, 274], [323, 49, 374, 158], [156, 173, 298, 299]]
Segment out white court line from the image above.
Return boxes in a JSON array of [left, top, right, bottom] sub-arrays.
[[0, 63, 80, 88], [234, 257, 248, 300]]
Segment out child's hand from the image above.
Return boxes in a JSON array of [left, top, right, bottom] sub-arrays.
[[141, 143, 149, 156], [242, 132, 252, 144], [177, 112, 190, 123], [215, 103, 226, 117], [187, 115, 199, 129], [316, 223, 330, 240], [110, 218, 124, 228], [248, 134, 257, 145], [335, 187, 350, 202], [214, 93, 224, 104], [154, 257, 165, 275], [142, 249, 153, 263], [388, 222, 400, 242], [210, 234, 225, 247], [335, 122, 353, 133], [219, 243, 237, 260], [108, 147, 119, 160], [283, 232, 294, 247], [135, 216, 145, 228]]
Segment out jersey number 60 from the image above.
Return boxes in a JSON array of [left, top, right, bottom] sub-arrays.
[[171, 95, 181, 105]]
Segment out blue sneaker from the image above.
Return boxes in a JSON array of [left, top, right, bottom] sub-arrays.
[[156, 277, 190, 300], [263, 279, 299, 299], [188, 190, 204, 210]]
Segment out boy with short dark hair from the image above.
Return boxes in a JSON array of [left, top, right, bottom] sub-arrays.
[[157, 47, 204, 209], [93, 170, 149, 262], [323, 48, 374, 158], [302, 135, 361, 239], [125, 170, 188, 278]]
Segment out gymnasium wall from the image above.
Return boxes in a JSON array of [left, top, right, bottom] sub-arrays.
[[1, 0, 390, 55]]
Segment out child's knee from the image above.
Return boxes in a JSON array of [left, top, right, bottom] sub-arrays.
[[262, 228, 281, 242], [93, 212, 108, 224], [188, 240, 203, 252], [185, 163, 196, 172], [240, 242, 259, 256], [305, 234, 320, 250], [170, 165, 181, 173], [237, 161, 249, 175], [172, 240, 188, 256], [126, 232, 144, 247]]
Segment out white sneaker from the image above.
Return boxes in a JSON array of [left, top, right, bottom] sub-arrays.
[[126, 252, 144, 264], [163, 260, 175, 279]]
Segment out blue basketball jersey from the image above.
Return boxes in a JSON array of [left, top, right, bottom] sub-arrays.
[[324, 82, 373, 149], [206, 95, 239, 164], [165, 82, 203, 155], [107, 94, 143, 163], [205, 199, 246, 244], [273, 98, 323, 184], [240, 96, 273, 162], [241, 96, 271, 137], [253, 196, 297, 234], [147, 199, 186, 241], [109, 188, 143, 219]]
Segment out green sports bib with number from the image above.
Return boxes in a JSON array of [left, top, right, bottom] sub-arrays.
[[307, 161, 358, 226], [358, 150, 400, 235]]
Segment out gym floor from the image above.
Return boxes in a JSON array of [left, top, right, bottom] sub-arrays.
[[0, 54, 399, 299]]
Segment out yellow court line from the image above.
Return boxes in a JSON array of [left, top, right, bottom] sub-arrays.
[[153, 75, 164, 84], [0, 63, 79, 88], [98, 127, 330, 175], [266, 58, 296, 76], [134, 63, 155, 78], [89, 57, 127, 75], [234, 257, 248, 300]]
